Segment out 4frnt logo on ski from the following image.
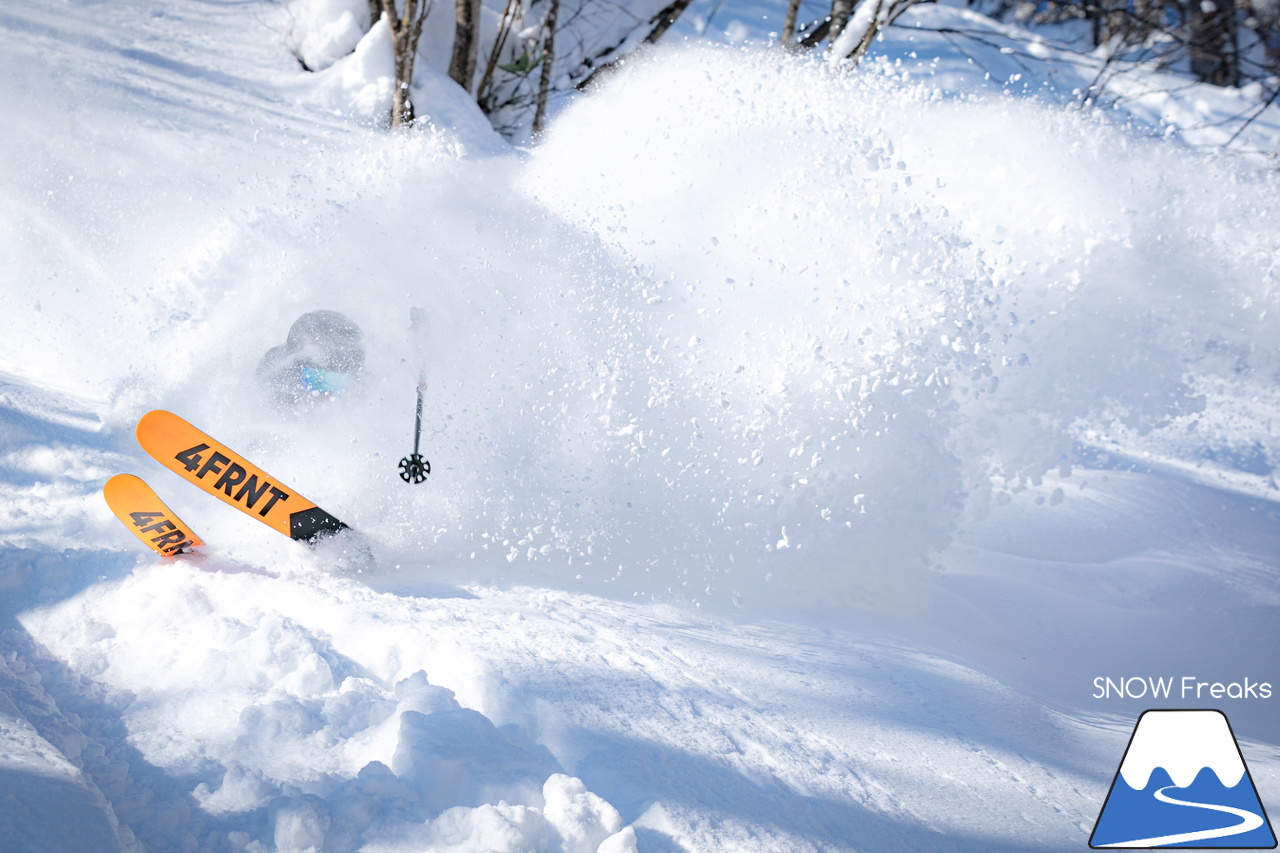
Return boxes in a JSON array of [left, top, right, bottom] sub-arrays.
[[173, 443, 291, 518], [104, 410, 349, 556], [103, 473, 204, 557]]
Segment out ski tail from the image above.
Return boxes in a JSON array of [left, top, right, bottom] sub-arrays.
[[104, 474, 204, 556], [135, 410, 348, 543]]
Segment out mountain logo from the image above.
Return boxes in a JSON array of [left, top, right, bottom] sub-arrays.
[[1090, 709, 1276, 848]]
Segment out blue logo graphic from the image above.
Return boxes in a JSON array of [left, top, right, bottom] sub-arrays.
[[1091, 710, 1276, 848]]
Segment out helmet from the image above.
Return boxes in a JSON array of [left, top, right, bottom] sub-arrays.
[[285, 310, 365, 374]]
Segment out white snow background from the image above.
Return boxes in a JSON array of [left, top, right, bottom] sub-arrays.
[[1, 0, 1279, 851]]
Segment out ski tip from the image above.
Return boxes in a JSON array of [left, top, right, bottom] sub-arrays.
[[135, 409, 185, 452], [104, 472, 142, 491], [136, 408, 173, 425]]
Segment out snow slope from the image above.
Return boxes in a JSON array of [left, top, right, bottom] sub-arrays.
[[2, 1, 1279, 851]]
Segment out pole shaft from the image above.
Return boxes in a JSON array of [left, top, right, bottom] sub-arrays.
[[413, 377, 425, 456]]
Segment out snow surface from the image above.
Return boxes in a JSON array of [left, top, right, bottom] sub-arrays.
[[2, 0, 1279, 851]]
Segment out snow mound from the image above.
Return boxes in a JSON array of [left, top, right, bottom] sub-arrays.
[[18, 562, 637, 853], [288, 0, 370, 73]]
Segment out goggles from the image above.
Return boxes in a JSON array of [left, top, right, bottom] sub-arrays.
[[300, 366, 352, 396]]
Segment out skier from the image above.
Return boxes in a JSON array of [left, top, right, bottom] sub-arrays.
[[257, 310, 365, 407]]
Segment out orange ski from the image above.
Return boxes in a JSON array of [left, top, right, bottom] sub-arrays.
[[104, 474, 204, 556], [135, 409, 348, 543]]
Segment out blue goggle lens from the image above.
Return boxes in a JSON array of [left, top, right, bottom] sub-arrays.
[[300, 366, 351, 395]]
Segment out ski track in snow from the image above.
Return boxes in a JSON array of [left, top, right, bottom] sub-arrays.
[[2, 0, 1279, 851]]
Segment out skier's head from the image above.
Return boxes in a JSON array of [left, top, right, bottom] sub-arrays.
[[257, 309, 365, 406], [286, 310, 363, 398], [286, 310, 365, 374]]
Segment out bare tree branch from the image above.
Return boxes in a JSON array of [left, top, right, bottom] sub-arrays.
[[644, 0, 695, 44], [575, 0, 696, 90], [828, 0, 855, 45], [477, 0, 522, 103], [449, 0, 482, 92], [782, 0, 804, 46], [534, 0, 561, 134], [382, 0, 432, 127]]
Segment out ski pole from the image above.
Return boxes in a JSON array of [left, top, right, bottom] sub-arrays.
[[399, 309, 431, 484]]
